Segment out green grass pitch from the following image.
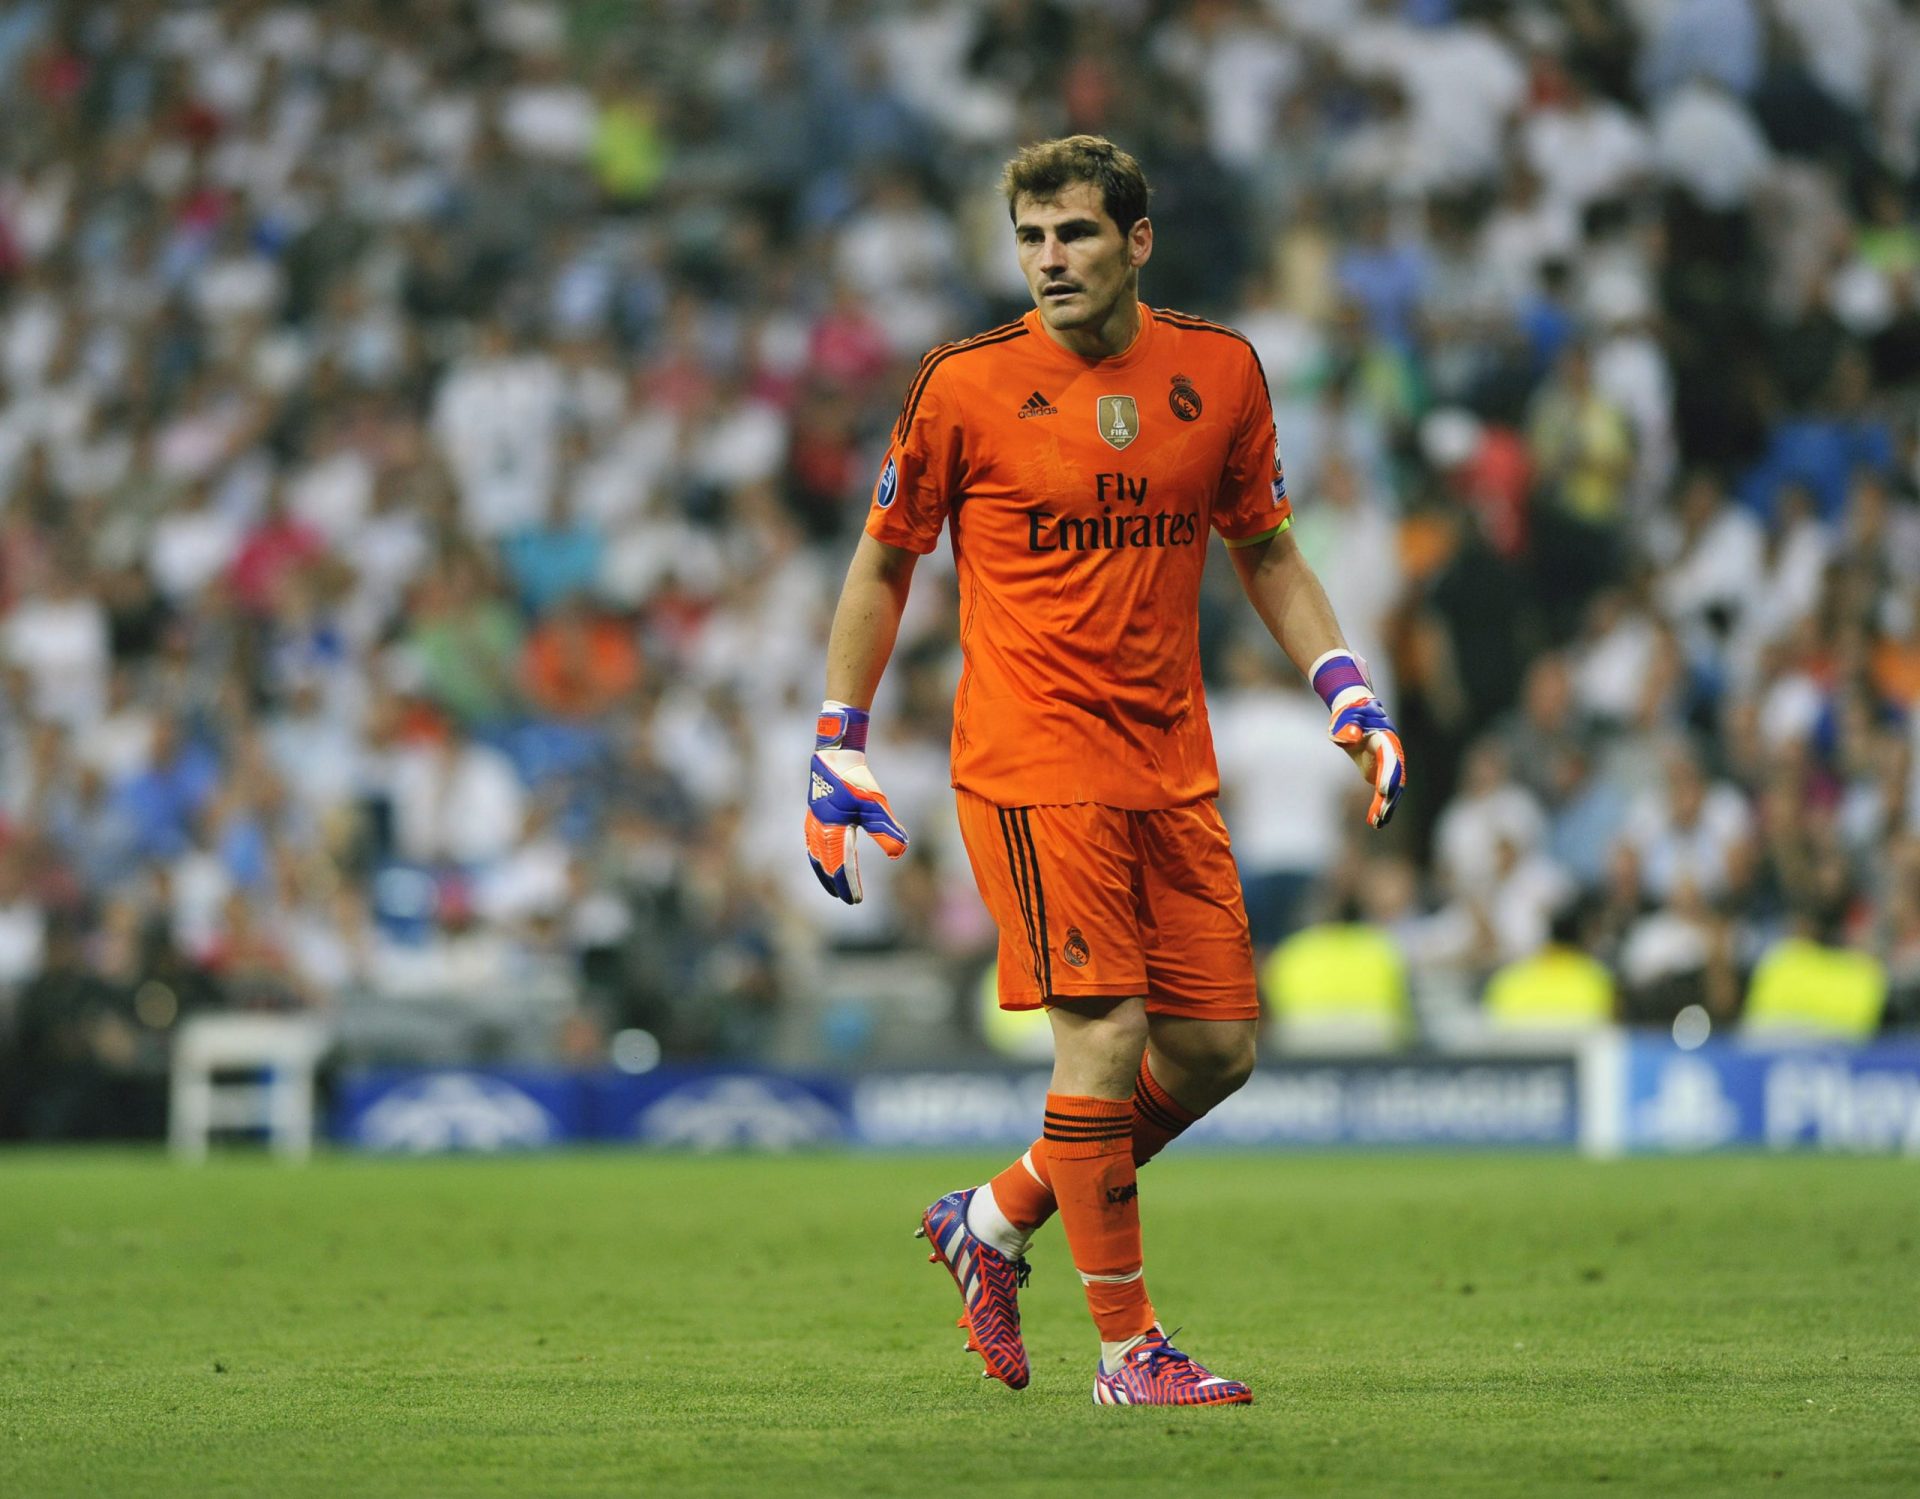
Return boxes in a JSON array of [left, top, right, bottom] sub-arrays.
[[3, 1151, 1917, 1498]]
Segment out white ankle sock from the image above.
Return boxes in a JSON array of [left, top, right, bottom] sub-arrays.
[[965, 1182, 1031, 1260], [1100, 1325, 1157, 1373]]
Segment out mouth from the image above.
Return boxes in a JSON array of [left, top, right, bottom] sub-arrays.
[[1042, 284, 1079, 301]]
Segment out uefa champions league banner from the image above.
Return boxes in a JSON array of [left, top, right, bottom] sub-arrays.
[[849, 1059, 1581, 1148], [334, 1068, 594, 1153], [333, 1067, 855, 1153], [1580, 1037, 1920, 1155], [330, 1047, 1920, 1154], [331, 1059, 1582, 1153]]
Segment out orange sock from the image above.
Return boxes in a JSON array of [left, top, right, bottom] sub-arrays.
[[986, 1056, 1204, 1231], [984, 1145, 1056, 1231], [1129, 1053, 1205, 1167], [1043, 1091, 1156, 1342]]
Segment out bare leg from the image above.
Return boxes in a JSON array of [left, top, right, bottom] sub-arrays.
[[1048, 994, 1149, 1099], [1145, 1014, 1257, 1113]]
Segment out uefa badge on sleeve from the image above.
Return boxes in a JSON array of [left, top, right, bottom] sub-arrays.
[[876, 455, 898, 509]]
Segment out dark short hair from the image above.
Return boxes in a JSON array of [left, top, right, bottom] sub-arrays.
[[1001, 135, 1151, 232]]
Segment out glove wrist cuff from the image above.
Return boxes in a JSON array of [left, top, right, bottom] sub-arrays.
[[1308, 649, 1370, 713], [816, 699, 870, 752]]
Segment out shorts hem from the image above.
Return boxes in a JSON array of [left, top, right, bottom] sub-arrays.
[[1142, 995, 1261, 1022], [996, 982, 1146, 1013], [997, 990, 1260, 1022]]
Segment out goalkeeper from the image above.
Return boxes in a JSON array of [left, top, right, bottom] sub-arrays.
[[806, 136, 1403, 1407]]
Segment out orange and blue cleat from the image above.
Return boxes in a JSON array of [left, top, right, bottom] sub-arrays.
[[1092, 1328, 1253, 1406], [916, 1188, 1031, 1390]]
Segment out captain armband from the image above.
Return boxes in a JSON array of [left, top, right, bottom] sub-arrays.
[[1222, 517, 1291, 549]]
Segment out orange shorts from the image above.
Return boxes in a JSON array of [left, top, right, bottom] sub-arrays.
[[954, 790, 1260, 1019]]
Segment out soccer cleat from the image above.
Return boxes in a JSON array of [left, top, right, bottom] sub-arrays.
[[1092, 1328, 1253, 1406], [915, 1188, 1032, 1390]]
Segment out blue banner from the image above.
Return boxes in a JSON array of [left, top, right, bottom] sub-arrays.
[[330, 1046, 1920, 1155], [849, 1059, 1579, 1149], [591, 1069, 851, 1150], [334, 1068, 591, 1153], [1607, 1038, 1920, 1155]]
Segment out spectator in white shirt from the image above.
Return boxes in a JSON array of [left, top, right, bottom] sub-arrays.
[[431, 320, 563, 539], [148, 483, 245, 606], [1622, 739, 1757, 903], [384, 726, 527, 869], [1652, 76, 1774, 211], [1434, 738, 1549, 898], [1653, 469, 1766, 661], [2, 548, 111, 729], [1522, 61, 1652, 214], [1211, 640, 1359, 945]]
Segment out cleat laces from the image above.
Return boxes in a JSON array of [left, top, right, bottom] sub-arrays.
[[1129, 1330, 1209, 1384]]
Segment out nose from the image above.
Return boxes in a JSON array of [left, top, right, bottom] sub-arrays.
[[1038, 234, 1067, 276]]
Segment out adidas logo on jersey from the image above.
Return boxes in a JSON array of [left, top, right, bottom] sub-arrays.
[[1016, 390, 1058, 419]]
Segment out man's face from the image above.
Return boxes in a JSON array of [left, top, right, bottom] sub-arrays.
[[1013, 181, 1150, 334]]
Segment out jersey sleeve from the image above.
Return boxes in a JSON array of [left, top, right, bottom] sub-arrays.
[[1210, 346, 1293, 548], [864, 359, 962, 555]]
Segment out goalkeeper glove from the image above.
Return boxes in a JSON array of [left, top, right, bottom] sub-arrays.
[[1311, 650, 1406, 830], [806, 700, 909, 903]]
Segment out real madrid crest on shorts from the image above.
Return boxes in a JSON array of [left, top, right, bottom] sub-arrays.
[[1168, 373, 1202, 421], [1062, 927, 1091, 967], [1096, 395, 1139, 451]]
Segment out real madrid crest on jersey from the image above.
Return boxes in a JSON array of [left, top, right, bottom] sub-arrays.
[[1168, 373, 1202, 421], [1096, 395, 1139, 450]]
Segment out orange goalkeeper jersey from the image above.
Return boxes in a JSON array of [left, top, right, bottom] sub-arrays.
[[865, 304, 1291, 809]]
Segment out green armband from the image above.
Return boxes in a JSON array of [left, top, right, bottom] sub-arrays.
[[1223, 517, 1291, 549]]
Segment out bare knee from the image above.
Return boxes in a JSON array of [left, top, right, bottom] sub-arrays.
[[1149, 1018, 1257, 1108], [1202, 1028, 1257, 1097]]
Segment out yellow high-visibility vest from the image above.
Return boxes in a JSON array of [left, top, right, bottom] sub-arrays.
[[1483, 946, 1615, 1029], [977, 963, 1055, 1061], [1261, 923, 1407, 1035], [1745, 938, 1887, 1040]]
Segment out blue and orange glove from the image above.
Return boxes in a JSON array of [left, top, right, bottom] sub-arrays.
[[1312, 650, 1406, 830], [806, 701, 910, 903]]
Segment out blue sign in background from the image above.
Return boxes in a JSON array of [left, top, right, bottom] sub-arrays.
[[1617, 1039, 1920, 1154], [847, 1061, 1579, 1149], [331, 1049, 1920, 1155], [334, 1059, 1582, 1153], [591, 1069, 852, 1149], [335, 1068, 592, 1153]]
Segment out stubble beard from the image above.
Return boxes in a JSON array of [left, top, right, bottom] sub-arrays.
[[1038, 276, 1121, 333]]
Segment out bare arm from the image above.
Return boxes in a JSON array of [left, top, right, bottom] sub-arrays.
[[1225, 526, 1351, 675], [806, 532, 919, 902], [1228, 526, 1400, 807], [824, 532, 921, 707]]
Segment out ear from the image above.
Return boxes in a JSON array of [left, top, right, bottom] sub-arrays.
[[1128, 217, 1153, 270]]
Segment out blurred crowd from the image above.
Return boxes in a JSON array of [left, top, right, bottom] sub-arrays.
[[2, 0, 1919, 1135]]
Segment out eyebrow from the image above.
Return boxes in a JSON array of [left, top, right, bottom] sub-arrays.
[[1015, 217, 1102, 237]]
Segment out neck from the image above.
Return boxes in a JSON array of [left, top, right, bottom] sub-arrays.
[[1041, 291, 1142, 360]]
